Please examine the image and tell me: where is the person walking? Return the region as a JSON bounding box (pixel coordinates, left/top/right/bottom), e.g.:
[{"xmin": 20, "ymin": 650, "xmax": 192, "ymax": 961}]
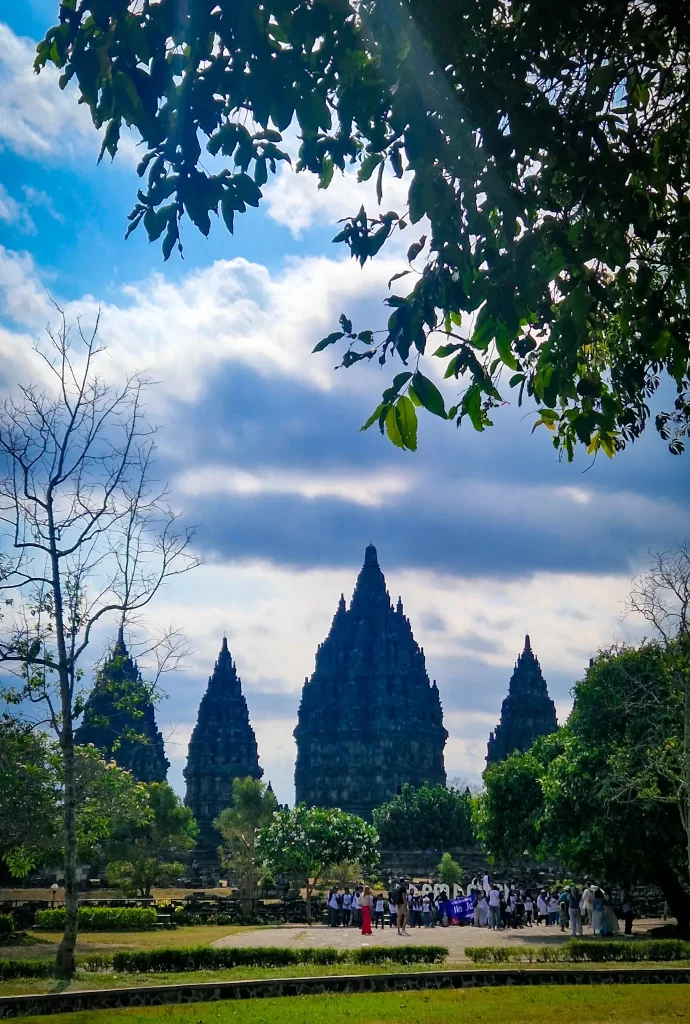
[
  {"xmin": 374, "ymin": 894, "xmax": 385, "ymax": 928},
  {"xmin": 591, "ymin": 889, "xmax": 605, "ymax": 935},
  {"xmin": 423, "ymin": 892, "xmax": 432, "ymax": 927},
  {"xmin": 360, "ymin": 886, "xmax": 373, "ymax": 935},
  {"xmin": 558, "ymin": 887, "xmax": 570, "ymax": 932},
  {"xmin": 568, "ymin": 886, "xmax": 582, "ymax": 937},
  {"xmin": 549, "ymin": 892, "xmax": 560, "ymax": 926},
  {"xmin": 536, "ymin": 891, "xmax": 548, "ymax": 925},
  {"xmin": 524, "ymin": 892, "xmax": 533, "ymax": 926},
  {"xmin": 396, "ymin": 880, "xmax": 409, "ymax": 936},
  {"xmin": 581, "ymin": 883, "xmax": 594, "ymax": 927}
]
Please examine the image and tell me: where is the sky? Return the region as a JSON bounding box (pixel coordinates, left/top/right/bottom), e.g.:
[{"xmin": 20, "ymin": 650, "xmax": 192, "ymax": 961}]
[{"xmin": 1, "ymin": 7, "xmax": 688, "ymax": 807}]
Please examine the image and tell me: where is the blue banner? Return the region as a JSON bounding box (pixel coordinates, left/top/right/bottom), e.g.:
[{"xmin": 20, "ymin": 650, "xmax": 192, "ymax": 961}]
[{"xmin": 448, "ymin": 896, "xmax": 474, "ymax": 922}]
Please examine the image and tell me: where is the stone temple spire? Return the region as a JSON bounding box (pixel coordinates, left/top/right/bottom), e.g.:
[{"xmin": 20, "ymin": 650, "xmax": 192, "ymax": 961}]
[
  {"xmin": 294, "ymin": 545, "xmax": 447, "ymax": 821},
  {"xmin": 486, "ymin": 635, "xmax": 557, "ymax": 765},
  {"xmin": 75, "ymin": 632, "xmax": 169, "ymax": 784},
  {"xmin": 184, "ymin": 639, "xmax": 262, "ymax": 877}
]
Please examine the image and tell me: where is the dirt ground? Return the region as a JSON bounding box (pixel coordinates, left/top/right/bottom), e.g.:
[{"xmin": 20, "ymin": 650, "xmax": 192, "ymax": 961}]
[{"xmin": 212, "ymin": 917, "xmax": 670, "ymax": 957}]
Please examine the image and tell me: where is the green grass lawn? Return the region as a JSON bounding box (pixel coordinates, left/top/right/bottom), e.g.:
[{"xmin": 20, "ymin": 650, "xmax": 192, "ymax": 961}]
[
  {"xmin": 3, "ymin": 927, "xmax": 256, "ymax": 960},
  {"xmin": 1, "ymin": 960, "xmax": 689, "ymax": 998},
  {"xmin": 10, "ymin": 985, "xmax": 690, "ymax": 1024}
]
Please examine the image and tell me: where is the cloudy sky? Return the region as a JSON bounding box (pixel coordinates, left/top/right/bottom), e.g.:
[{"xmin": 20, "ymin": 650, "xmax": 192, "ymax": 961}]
[{"xmin": 2, "ymin": 5, "xmax": 688, "ymax": 807}]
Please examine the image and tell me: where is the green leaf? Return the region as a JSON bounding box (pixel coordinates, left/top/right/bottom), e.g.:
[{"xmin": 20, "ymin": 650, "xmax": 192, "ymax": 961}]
[
  {"xmin": 360, "ymin": 403, "xmax": 386, "ymax": 432},
  {"xmin": 407, "ymin": 386, "xmax": 422, "ymax": 407},
  {"xmin": 396, "ymin": 395, "xmax": 418, "ymax": 451},
  {"xmin": 434, "ymin": 343, "xmax": 461, "ymax": 358},
  {"xmin": 392, "ymin": 371, "xmax": 413, "ymax": 391},
  {"xmin": 221, "ymin": 194, "xmax": 235, "ymax": 234},
  {"xmin": 319, "ymin": 157, "xmax": 334, "ymax": 190},
  {"xmin": 358, "ymin": 153, "xmax": 383, "ymax": 182},
  {"xmin": 312, "ymin": 331, "xmax": 345, "ymax": 353},
  {"xmin": 358, "ymin": 330, "xmax": 374, "ymax": 345},
  {"xmin": 495, "ymin": 321, "xmax": 518, "ymax": 370},
  {"xmin": 385, "ymin": 405, "xmax": 405, "ymax": 449},
  {"xmin": 143, "ymin": 204, "xmax": 173, "ymax": 242},
  {"xmin": 233, "ymin": 173, "xmax": 262, "ymax": 208},
  {"xmin": 411, "ymin": 371, "xmax": 446, "ymax": 418},
  {"xmin": 463, "ymin": 384, "xmax": 484, "ymax": 431},
  {"xmin": 339, "ymin": 314, "xmax": 353, "ymax": 334},
  {"xmin": 509, "ymin": 373, "xmax": 525, "ymax": 387},
  {"xmin": 471, "ymin": 308, "xmax": 495, "ymax": 350}
]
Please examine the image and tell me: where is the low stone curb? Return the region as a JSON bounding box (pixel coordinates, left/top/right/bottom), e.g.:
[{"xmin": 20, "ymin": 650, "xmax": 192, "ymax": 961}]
[{"xmin": 1, "ymin": 967, "xmax": 689, "ymax": 1019}]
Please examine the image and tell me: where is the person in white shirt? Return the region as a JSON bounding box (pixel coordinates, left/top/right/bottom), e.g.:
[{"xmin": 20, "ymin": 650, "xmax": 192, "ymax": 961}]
[
  {"xmin": 482, "ymin": 873, "xmax": 491, "ymax": 897},
  {"xmin": 341, "ymin": 888, "xmax": 352, "ymax": 927},
  {"xmin": 387, "ymin": 898, "xmax": 397, "ymax": 929},
  {"xmin": 327, "ymin": 889, "xmax": 340, "ymax": 927},
  {"xmin": 536, "ymin": 892, "xmax": 549, "ymax": 925},
  {"xmin": 488, "ymin": 885, "xmax": 501, "ymax": 929},
  {"xmin": 352, "ymin": 890, "xmax": 362, "ymax": 929},
  {"xmin": 524, "ymin": 895, "xmax": 534, "ymax": 926},
  {"xmin": 548, "ymin": 894, "xmax": 559, "ymax": 926},
  {"xmin": 374, "ymin": 895, "xmax": 385, "ymax": 929}
]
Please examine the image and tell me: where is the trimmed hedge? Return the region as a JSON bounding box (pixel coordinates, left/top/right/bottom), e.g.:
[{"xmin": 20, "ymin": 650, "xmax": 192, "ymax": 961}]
[
  {"xmin": 111, "ymin": 944, "xmax": 448, "ymax": 973},
  {"xmin": 34, "ymin": 907, "xmax": 157, "ymax": 932},
  {"xmin": 0, "ymin": 945, "xmax": 447, "ymax": 980},
  {"xmin": 0, "ymin": 915, "xmax": 13, "ymax": 936},
  {"xmin": 465, "ymin": 939, "xmax": 690, "ymax": 964}
]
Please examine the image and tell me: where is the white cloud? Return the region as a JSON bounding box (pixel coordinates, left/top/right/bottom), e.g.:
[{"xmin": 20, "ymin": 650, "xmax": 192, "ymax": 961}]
[
  {"xmin": 0, "ymin": 22, "xmax": 138, "ymax": 165},
  {"xmin": 0, "ymin": 184, "xmax": 36, "ymax": 233},
  {"xmin": 263, "ymin": 161, "xmax": 411, "ymax": 238},
  {"xmin": 176, "ymin": 465, "xmax": 411, "ymax": 508},
  {"xmin": 0, "ymin": 243, "xmax": 399, "ymax": 408}
]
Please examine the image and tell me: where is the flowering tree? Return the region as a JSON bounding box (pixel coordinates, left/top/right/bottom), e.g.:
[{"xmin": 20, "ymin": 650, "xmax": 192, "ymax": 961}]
[{"xmin": 256, "ymin": 804, "xmax": 379, "ymax": 923}]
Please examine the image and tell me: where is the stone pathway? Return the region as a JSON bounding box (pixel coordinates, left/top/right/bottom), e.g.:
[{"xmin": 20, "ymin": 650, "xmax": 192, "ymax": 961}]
[{"xmin": 212, "ymin": 918, "xmax": 667, "ymax": 958}]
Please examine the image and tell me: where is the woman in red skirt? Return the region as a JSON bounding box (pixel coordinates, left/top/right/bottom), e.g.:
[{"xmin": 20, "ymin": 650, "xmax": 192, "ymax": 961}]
[{"xmin": 360, "ymin": 885, "xmax": 373, "ymax": 935}]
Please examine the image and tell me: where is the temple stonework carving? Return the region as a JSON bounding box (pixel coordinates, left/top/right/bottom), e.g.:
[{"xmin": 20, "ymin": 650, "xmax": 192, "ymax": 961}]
[
  {"xmin": 294, "ymin": 544, "xmax": 447, "ymax": 821},
  {"xmin": 184, "ymin": 638, "xmax": 262, "ymax": 873},
  {"xmin": 75, "ymin": 629, "xmax": 169, "ymax": 784},
  {"xmin": 486, "ymin": 634, "xmax": 558, "ymax": 765}
]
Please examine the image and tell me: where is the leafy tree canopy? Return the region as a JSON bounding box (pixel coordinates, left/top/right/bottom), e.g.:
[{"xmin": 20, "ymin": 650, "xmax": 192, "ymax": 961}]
[
  {"xmin": 373, "ymin": 783, "xmax": 475, "ymax": 850},
  {"xmin": 106, "ymin": 781, "xmax": 198, "ymax": 897},
  {"xmin": 39, "ymin": 0, "xmax": 690, "ymax": 459},
  {"xmin": 0, "ymin": 718, "xmax": 151, "ymax": 878},
  {"xmin": 216, "ymin": 777, "xmax": 278, "ymax": 904},
  {"xmin": 256, "ymin": 804, "xmax": 378, "ymax": 921},
  {"xmin": 437, "ymin": 851, "xmax": 462, "ymax": 888},
  {"xmin": 479, "ymin": 643, "xmax": 690, "ymax": 929}
]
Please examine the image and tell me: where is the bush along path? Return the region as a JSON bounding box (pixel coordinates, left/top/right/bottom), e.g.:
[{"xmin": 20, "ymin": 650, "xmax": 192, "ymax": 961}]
[{"xmin": 465, "ymin": 939, "xmax": 690, "ymax": 964}]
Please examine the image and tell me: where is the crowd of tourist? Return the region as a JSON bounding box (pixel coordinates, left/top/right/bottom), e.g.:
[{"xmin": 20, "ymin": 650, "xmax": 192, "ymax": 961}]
[{"xmin": 325, "ymin": 876, "xmax": 635, "ymax": 938}]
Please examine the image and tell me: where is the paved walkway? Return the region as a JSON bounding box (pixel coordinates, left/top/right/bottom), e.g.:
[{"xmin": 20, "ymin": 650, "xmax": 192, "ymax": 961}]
[{"xmin": 212, "ymin": 918, "xmax": 667, "ymax": 959}]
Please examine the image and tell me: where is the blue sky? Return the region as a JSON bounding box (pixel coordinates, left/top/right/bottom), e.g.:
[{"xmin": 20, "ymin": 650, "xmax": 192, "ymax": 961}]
[{"xmin": 1, "ymin": 9, "xmax": 688, "ymax": 806}]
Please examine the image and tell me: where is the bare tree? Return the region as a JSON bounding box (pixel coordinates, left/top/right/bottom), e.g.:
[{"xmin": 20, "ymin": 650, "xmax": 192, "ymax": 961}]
[
  {"xmin": 0, "ymin": 310, "xmax": 199, "ymax": 978},
  {"xmin": 627, "ymin": 542, "xmax": 690, "ymax": 888}
]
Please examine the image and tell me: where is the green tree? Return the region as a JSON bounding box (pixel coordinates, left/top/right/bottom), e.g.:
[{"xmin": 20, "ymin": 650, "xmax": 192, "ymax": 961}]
[
  {"xmin": 0, "ymin": 717, "xmax": 60, "ymax": 878},
  {"xmin": 0, "ymin": 719, "xmax": 150, "ymax": 879},
  {"xmin": 437, "ymin": 852, "xmax": 462, "ymax": 889},
  {"xmin": 255, "ymin": 804, "xmax": 379, "ymax": 924},
  {"xmin": 479, "ymin": 645, "xmax": 690, "ymax": 930},
  {"xmin": 627, "ymin": 544, "xmax": 690, "ymax": 886},
  {"xmin": 373, "ymin": 783, "xmax": 475, "ymax": 849},
  {"xmin": 216, "ymin": 778, "xmax": 278, "ymax": 910},
  {"xmin": 39, "ymin": 1, "xmax": 690, "ymax": 458},
  {"xmin": 106, "ymin": 782, "xmax": 197, "ymax": 897},
  {"xmin": 0, "ymin": 314, "xmax": 198, "ymax": 977}
]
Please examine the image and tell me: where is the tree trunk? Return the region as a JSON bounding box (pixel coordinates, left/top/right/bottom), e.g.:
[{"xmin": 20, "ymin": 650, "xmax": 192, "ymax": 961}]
[
  {"xmin": 684, "ymin": 672, "xmax": 690, "ymax": 895},
  {"xmin": 54, "ymin": 730, "xmax": 78, "ymax": 978},
  {"xmin": 305, "ymin": 882, "xmax": 313, "ymax": 925},
  {"xmin": 657, "ymin": 862, "xmax": 690, "ymax": 934}
]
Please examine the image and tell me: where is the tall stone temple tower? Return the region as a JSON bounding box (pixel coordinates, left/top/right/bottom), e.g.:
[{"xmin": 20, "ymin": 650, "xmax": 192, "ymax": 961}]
[
  {"xmin": 184, "ymin": 638, "xmax": 262, "ymax": 875},
  {"xmin": 294, "ymin": 544, "xmax": 447, "ymax": 821},
  {"xmin": 486, "ymin": 635, "xmax": 558, "ymax": 765},
  {"xmin": 75, "ymin": 629, "xmax": 169, "ymax": 784}
]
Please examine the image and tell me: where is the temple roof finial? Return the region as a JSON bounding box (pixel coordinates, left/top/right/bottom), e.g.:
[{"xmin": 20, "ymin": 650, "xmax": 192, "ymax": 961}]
[
  {"xmin": 524, "ymin": 634, "xmax": 531, "ymax": 651},
  {"xmin": 364, "ymin": 543, "xmax": 378, "ymax": 566},
  {"xmin": 221, "ymin": 635, "xmax": 228, "ymax": 651},
  {"xmin": 396, "ymin": 596, "xmax": 403, "ymax": 614}
]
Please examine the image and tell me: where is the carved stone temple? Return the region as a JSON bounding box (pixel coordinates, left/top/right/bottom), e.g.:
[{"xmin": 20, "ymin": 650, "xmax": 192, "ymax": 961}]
[
  {"xmin": 184, "ymin": 638, "xmax": 262, "ymax": 874},
  {"xmin": 486, "ymin": 635, "xmax": 558, "ymax": 765},
  {"xmin": 294, "ymin": 544, "xmax": 447, "ymax": 821},
  {"xmin": 75, "ymin": 629, "xmax": 169, "ymax": 783}
]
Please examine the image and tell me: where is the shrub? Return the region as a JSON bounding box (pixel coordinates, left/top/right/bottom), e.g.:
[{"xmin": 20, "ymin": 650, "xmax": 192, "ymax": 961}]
[
  {"xmin": 111, "ymin": 944, "xmax": 448, "ymax": 973},
  {"xmin": 0, "ymin": 959, "xmax": 55, "ymax": 980},
  {"xmin": 464, "ymin": 939, "xmax": 690, "ymax": 965},
  {"xmin": 0, "ymin": 914, "xmax": 14, "ymax": 936},
  {"xmin": 35, "ymin": 907, "xmax": 157, "ymax": 931}
]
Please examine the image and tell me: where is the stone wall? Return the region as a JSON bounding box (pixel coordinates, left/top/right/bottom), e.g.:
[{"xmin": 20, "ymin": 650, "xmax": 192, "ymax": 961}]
[{"xmin": 0, "ymin": 968, "xmax": 688, "ymax": 1018}]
